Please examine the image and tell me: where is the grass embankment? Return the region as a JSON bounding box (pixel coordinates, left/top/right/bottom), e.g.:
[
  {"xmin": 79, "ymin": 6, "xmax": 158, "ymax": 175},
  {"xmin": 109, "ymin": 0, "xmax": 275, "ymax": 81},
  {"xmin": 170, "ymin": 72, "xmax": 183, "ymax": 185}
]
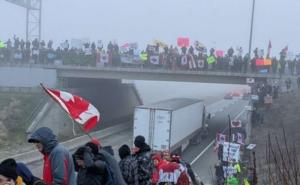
[
  {"xmin": 0, "ymin": 92, "xmax": 43, "ymax": 149},
  {"xmin": 250, "ymin": 91, "xmax": 300, "ymax": 184}
]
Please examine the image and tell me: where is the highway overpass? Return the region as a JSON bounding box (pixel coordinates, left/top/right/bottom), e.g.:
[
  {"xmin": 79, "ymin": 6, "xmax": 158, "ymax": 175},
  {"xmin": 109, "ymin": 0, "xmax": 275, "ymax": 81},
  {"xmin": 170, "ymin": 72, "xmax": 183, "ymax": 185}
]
[{"xmin": 47, "ymin": 65, "xmax": 281, "ymax": 85}]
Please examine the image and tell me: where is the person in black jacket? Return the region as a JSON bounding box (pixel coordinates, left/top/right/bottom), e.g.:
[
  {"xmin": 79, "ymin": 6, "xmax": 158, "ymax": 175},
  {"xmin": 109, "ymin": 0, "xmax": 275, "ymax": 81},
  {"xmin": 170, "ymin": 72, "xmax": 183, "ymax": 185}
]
[{"xmin": 73, "ymin": 146, "xmax": 107, "ymax": 185}]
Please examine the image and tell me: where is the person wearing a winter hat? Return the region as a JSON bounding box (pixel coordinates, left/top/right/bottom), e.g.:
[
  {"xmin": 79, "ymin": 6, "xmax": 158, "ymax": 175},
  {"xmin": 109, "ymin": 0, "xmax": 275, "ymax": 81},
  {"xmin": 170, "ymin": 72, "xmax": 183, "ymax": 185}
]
[
  {"xmin": 1, "ymin": 158, "xmax": 45, "ymax": 185},
  {"xmin": 133, "ymin": 135, "xmax": 154, "ymax": 185},
  {"xmin": 0, "ymin": 163, "xmax": 17, "ymax": 185},
  {"xmin": 118, "ymin": 144, "xmax": 139, "ymax": 185},
  {"xmin": 73, "ymin": 146, "xmax": 107, "ymax": 185},
  {"xmin": 28, "ymin": 127, "xmax": 76, "ymax": 185},
  {"xmin": 1, "ymin": 158, "xmax": 29, "ymax": 185},
  {"xmin": 85, "ymin": 141, "xmax": 127, "ymax": 185}
]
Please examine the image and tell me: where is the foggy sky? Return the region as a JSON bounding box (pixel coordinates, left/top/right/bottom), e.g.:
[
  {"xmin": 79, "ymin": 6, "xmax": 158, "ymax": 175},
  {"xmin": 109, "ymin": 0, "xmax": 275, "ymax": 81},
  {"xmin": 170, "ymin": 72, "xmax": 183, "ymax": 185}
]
[{"xmin": 1, "ymin": 0, "xmax": 300, "ymax": 56}]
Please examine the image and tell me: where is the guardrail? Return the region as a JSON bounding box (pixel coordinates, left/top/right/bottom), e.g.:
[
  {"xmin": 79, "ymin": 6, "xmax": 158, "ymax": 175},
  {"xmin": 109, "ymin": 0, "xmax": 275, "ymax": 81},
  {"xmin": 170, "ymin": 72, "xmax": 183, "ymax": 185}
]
[
  {"xmin": 3, "ymin": 122, "xmax": 132, "ymax": 164},
  {"xmin": 0, "ymin": 62, "xmax": 293, "ymax": 79}
]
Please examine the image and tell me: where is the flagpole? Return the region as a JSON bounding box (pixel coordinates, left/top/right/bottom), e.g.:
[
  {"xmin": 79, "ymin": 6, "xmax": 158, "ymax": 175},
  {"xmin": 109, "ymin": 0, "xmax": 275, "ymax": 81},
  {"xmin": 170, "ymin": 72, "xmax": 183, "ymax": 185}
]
[
  {"xmin": 226, "ymin": 114, "xmax": 232, "ymax": 180},
  {"xmin": 72, "ymin": 117, "xmax": 94, "ymax": 140},
  {"xmin": 72, "ymin": 119, "xmax": 76, "ymax": 136}
]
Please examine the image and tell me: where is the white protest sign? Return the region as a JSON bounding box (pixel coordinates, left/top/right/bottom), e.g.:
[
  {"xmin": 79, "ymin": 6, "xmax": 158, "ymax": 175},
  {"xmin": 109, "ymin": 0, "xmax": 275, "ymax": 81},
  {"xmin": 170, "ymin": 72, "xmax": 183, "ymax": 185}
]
[
  {"xmin": 246, "ymin": 78, "xmax": 255, "ymax": 84},
  {"xmin": 223, "ymin": 142, "xmax": 240, "ymax": 162},
  {"xmin": 246, "ymin": 144, "xmax": 256, "ymax": 150},
  {"xmin": 223, "ymin": 166, "xmax": 237, "ymax": 177},
  {"xmin": 121, "ymin": 55, "xmax": 133, "ymax": 64}
]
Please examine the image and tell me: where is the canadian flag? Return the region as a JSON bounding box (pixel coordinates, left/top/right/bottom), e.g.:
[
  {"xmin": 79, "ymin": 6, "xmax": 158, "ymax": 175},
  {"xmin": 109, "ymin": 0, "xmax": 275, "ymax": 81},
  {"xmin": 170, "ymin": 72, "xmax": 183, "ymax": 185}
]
[{"xmin": 41, "ymin": 84, "xmax": 100, "ymax": 132}]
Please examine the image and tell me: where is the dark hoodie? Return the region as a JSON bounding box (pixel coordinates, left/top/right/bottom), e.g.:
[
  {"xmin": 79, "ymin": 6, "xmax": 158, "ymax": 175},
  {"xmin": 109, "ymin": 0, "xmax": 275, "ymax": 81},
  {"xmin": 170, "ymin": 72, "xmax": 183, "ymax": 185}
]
[
  {"xmin": 134, "ymin": 143, "xmax": 154, "ymax": 185},
  {"xmin": 73, "ymin": 146, "xmax": 107, "ymax": 185},
  {"xmin": 28, "ymin": 127, "xmax": 76, "ymax": 185}
]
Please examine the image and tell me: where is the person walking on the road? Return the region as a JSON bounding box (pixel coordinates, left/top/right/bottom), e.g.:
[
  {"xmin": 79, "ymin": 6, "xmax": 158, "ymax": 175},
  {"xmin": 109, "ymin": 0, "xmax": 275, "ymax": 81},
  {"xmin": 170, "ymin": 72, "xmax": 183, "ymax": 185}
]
[
  {"xmin": 215, "ymin": 162, "xmax": 224, "ymax": 185},
  {"xmin": 0, "ymin": 163, "xmax": 18, "ymax": 185},
  {"xmin": 1, "ymin": 158, "xmax": 46, "ymax": 185},
  {"xmin": 28, "ymin": 127, "xmax": 76, "ymax": 185},
  {"xmin": 85, "ymin": 140, "xmax": 127, "ymax": 185},
  {"xmin": 118, "ymin": 144, "xmax": 139, "ymax": 185},
  {"xmin": 73, "ymin": 146, "xmax": 107, "ymax": 185},
  {"xmin": 133, "ymin": 135, "xmax": 154, "ymax": 185}
]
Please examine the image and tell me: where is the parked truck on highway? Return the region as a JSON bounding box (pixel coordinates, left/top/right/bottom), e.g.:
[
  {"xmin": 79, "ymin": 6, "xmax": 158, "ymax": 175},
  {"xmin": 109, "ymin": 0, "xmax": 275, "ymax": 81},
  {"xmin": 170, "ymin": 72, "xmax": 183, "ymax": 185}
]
[{"xmin": 133, "ymin": 98, "xmax": 207, "ymax": 154}]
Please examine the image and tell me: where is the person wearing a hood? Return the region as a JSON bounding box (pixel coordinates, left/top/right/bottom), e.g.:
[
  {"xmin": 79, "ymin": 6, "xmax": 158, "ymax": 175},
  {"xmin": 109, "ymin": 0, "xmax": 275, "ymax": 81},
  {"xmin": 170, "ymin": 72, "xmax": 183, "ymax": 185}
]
[
  {"xmin": 133, "ymin": 135, "xmax": 154, "ymax": 185},
  {"xmin": 73, "ymin": 146, "xmax": 107, "ymax": 185},
  {"xmin": 85, "ymin": 141, "xmax": 127, "ymax": 185},
  {"xmin": 0, "ymin": 163, "xmax": 18, "ymax": 185},
  {"xmin": 118, "ymin": 144, "xmax": 139, "ymax": 185},
  {"xmin": 28, "ymin": 127, "xmax": 76, "ymax": 185}
]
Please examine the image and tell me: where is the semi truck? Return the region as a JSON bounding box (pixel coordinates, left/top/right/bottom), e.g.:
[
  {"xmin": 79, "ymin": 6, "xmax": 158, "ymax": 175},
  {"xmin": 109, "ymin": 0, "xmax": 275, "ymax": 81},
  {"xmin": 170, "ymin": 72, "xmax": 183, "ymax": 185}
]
[{"xmin": 133, "ymin": 98, "xmax": 207, "ymax": 153}]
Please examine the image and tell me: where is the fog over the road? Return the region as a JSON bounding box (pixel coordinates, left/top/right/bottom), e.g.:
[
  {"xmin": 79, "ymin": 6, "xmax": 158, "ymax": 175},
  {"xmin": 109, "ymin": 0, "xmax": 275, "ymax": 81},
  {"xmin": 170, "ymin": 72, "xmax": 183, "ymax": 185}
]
[{"xmin": 1, "ymin": 0, "xmax": 299, "ymax": 54}]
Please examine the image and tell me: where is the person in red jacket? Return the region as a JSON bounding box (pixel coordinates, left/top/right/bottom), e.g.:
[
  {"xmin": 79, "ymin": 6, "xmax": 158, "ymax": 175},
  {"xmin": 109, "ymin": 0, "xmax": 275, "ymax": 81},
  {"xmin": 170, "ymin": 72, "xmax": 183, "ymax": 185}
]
[
  {"xmin": 152, "ymin": 153, "xmax": 190, "ymax": 185},
  {"xmin": 28, "ymin": 127, "xmax": 76, "ymax": 185}
]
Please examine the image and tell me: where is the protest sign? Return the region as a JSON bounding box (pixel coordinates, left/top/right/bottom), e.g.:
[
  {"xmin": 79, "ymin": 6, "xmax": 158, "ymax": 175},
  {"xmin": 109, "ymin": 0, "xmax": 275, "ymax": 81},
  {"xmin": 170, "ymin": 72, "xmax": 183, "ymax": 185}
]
[
  {"xmin": 223, "ymin": 142, "xmax": 240, "ymax": 162},
  {"xmin": 207, "ymin": 56, "xmax": 216, "ymax": 64},
  {"xmin": 177, "ymin": 37, "xmax": 189, "ymax": 47},
  {"xmin": 223, "ymin": 166, "xmax": 237, "ymax": 177}
]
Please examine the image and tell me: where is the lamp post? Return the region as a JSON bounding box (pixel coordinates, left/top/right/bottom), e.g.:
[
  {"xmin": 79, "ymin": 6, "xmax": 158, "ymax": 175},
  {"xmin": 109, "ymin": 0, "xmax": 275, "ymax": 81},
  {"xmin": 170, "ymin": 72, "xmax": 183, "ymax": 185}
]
[{"xmin": 248, "ymin": 0, "xmax": 256, "ymax": 59}]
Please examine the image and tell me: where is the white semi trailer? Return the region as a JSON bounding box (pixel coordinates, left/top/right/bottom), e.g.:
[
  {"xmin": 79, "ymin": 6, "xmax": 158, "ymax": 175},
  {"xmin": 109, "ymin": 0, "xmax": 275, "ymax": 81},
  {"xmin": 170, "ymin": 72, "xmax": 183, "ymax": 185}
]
[{"xmin": 133, "ymin": 98, "xmax": 207, "ymax": 153}]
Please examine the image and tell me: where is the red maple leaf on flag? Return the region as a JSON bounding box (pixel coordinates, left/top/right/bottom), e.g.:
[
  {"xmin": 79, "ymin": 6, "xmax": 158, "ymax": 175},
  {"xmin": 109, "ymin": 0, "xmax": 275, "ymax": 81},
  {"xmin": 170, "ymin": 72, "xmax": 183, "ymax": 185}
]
[{"xmin": 41, "ymin": 84, "xmax": 100, "ymax": 132}]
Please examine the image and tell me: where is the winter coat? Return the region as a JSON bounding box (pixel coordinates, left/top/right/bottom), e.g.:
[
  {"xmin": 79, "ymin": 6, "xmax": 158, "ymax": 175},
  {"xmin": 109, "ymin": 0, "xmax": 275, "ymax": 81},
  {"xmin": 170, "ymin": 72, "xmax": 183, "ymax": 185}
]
[
  {"xmin": 75, "ymin": 149, "xmax": 107, "ymax": 185},
  {"xmin": 119, "ymin": 155, "xmax": 139, "ymax": 185},
  {"xmin": 28, "ymin": 127, "xmax": 76, "ymax": 185},
  {"xmin": 99, "ymin": 149, "xmax": 127, "ymax": 185},
  {"xmin": 134, "ymin": 144, "xmax": 154, "ymax": 185}
]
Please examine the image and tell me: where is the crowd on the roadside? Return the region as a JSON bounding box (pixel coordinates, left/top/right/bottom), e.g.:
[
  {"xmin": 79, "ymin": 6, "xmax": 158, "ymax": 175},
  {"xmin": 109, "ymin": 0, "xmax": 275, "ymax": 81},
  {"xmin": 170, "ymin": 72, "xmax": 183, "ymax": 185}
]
[
  {"xmin": 0, "ymin": 127, "xmax": 203, "ymax": 185},
  {"xmin": 213, "ymin": 129, "xmax": 254, "ymax": 185},
  {"xmin": 1, "ymin": 37, "xmax": 300, "ymax": 76}
]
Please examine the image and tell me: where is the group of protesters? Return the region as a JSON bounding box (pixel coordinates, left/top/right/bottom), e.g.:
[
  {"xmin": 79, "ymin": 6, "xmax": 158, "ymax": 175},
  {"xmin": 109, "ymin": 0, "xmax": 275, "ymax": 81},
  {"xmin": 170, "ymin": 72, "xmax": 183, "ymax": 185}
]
[
  {"xmin": 213, "ymin": 132, "xmax": 254, "ymax": 185},
  {"xmin": 0, "ymin": 127, "xmax": 202, "ymax": 185},
  {"xmin": 1, "ymin": 37, "xmax": 300, "ymax": 76}
]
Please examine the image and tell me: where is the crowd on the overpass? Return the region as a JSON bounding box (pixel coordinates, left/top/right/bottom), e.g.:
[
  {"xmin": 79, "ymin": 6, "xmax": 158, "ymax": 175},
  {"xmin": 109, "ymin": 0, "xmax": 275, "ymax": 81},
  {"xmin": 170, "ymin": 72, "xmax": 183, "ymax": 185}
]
[
  {"xmin": 1, "ymin": 37, "xmax": 300, "ymax": 76},
  {"xmin": 0, "ymin": 127, "xmax": 203, "ymax": 185}
]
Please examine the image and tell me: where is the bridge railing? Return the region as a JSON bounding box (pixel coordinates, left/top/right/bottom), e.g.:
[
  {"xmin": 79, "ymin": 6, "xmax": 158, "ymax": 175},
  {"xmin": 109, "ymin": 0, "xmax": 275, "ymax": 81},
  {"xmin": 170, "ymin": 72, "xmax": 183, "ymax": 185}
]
[{"xmin": 0, "ymin": 47, "xmax": 297, "ymax": 78}]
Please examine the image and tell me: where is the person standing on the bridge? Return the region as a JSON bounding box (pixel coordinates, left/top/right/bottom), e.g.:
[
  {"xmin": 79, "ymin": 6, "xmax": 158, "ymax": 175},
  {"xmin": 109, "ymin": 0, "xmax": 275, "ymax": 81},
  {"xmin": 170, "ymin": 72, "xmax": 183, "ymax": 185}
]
[{"xmin": 28, "ymin": 127, "xmax": 76, "ymax": 185}]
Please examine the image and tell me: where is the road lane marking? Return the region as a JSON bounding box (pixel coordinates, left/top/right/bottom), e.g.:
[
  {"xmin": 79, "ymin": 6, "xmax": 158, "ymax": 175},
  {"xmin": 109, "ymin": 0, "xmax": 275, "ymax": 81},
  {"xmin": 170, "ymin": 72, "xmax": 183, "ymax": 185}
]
[
  {"xmin": 190, "ymin": 108, "xmax": 246, "ymax": 166},
  {"xmin": 190, "ymin": 141, "xmax": 215, "ymax": 165}
]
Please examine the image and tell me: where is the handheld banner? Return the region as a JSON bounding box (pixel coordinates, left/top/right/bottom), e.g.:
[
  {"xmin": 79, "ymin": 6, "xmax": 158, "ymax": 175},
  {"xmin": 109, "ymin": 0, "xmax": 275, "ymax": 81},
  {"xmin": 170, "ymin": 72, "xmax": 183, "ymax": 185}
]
[
  {"xmin": 177, "ymin": 37, "xmax": 189, "ymax": 47},
  {"xmin": 207, "ymin": 56, "xmax": 216, "ymax": 64},
  {"xmin": 223, "ymin": 142, "xmax": 240, "ymax": 162}
]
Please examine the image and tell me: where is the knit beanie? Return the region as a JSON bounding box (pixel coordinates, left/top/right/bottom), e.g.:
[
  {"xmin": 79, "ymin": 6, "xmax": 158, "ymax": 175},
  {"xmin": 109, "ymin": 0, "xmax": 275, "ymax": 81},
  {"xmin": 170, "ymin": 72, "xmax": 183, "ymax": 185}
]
[
  {"xmin": 134, "ymin": 135, "xmax": 146, "ymax": 148},
  {"xmin": 0, "ymin": 164, "xmax": 18, "ymax": 181}
]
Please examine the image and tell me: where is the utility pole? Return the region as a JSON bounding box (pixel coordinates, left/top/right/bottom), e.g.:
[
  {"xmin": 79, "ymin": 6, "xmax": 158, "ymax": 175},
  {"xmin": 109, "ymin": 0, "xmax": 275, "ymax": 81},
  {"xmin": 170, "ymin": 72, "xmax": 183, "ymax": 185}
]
[{"xmin": 248, "ymin": 0, "xmax": 256, "ymax": 58}]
